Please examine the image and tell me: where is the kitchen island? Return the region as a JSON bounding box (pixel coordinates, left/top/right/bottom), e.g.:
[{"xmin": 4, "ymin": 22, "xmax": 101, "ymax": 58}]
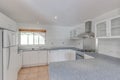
[{"xmin": 49, "ymin": 53, "xmax": 120, "ymax": 80}]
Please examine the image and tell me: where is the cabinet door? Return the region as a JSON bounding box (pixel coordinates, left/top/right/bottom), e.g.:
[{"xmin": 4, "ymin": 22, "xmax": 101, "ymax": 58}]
[
  {"xmin": 111, "ymin": 16, "xmax": 120, "ymax": 36},
  {"xmin": 73, "ymin": 30, "xmax": 77, "ymax": 37},
  {"xmin": 67, "ymin": 50, "xmax": 76, "ymax": 60},
  {"xmin": 70, "ymin": 31, "xmax": 73, "ymax": 38},
  {"xmin": 38, "ymin": 51, "xmax": 48, "ymax": 65},
  {"xmin": 22, "ymin": 51, "xmax": 38, "ymax": 67},
  {"xmin": 70, "ymin": 30, "xmax": 76, "ymax": 38},
  {"xmin": 0, "ymin": 13, "xmax": 17, "ymax": 31},
  {"xmin": 17, "ymin": 53, "xmax": 22, "ymax": 71},
  {"xmin": 96, "ymin": 21, "xmax": 107, "ymax": 37},
  {"xmin": 48, "ymin": 50, "xmax": 76, "ymax": 63},
  {"xmin": 48, "ymin": 50, "xmax": 63, "ymax": 63}
]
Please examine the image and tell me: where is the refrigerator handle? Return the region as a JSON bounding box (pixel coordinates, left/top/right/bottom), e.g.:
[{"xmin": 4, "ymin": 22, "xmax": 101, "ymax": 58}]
[{"xmin": 7, "ymin": 34, "xmax": 11, "ymax": 70}]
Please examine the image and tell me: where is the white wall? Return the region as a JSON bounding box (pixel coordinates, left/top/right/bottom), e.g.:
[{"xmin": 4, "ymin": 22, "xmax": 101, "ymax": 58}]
[{"xmin": 18, "ymin": 23, "xmax": 75, "ymax": 49}]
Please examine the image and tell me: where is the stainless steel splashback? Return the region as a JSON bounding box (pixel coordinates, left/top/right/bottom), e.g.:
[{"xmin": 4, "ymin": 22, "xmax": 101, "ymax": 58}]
[{"xmin": 83, "ymin": 38, "xmax": 96, "ymax": 51}]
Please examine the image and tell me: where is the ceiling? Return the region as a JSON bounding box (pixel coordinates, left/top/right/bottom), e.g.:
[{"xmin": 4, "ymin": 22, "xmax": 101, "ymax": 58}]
[{"xmin": 0, "ymin": 0, "xmax": 119, "ymax": 26}]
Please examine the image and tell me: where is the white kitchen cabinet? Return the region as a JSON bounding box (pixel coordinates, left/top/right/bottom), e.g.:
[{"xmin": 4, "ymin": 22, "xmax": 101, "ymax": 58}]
[
  {"xmin": 70, "ymin": 30, "xmax": 78, "ymax": 39},
  {"xmin": 22, "ymin": 51, "xmax": 48, "ymax": 67},
  {"xmin": 95, "ymin": 15, "xmax": 120, "ymax": 38},
  {"xmin": 0, "ymin": 12, "xmax": 17, "ymax": 31},
  {"xmin": 38, "ymin": 51, "xmax": 48, "ymax": 65},
  {"xmin": 111, "ymin": 16, "xmax": 120, "ymax": 37},
  {"xmin": 48, "ymin": 50, "xmax": 65, "ymax": 63},
  {"xmin": 95, "ymin": 21, "xmax": 108, "ymax": 38},
  {"xmin": 22, "ymin": 51, "xmax": 38, "ymax": 67},
  {"xmin": 48, "ymin": 50, "xmax": 76, "ymax": 63}
]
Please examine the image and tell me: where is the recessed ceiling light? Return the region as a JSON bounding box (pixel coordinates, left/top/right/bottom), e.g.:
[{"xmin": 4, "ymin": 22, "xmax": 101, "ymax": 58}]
[{"xmin": 54, "ymin": 16, "xmax": 58, "ymax": 20}]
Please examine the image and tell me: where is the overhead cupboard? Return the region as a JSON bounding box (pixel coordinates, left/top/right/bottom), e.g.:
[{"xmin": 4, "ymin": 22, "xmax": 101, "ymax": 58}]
[
  {"xmin": 70, "ymin": 29, "xmax": 80, "ymax": 39},
  {"xmin": 0, "ymin": 13, "xmax": 17, "ymax": 31},
  {"xmin": 95, "ymin": 15, "xmax": 120, "ymax": 38}
]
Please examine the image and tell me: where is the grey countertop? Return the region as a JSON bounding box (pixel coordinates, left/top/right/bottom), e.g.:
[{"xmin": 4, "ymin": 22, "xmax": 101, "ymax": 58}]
[
  {"xmin": 49, "ymin": 53, "xmax": 120, "ymax": 80},
  {"xmin": 19, "ymin": 47, "xmax": 85, "ymax": 52}
]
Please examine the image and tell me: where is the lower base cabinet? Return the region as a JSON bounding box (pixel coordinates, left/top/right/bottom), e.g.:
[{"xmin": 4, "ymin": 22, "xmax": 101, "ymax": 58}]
[
  {"xmin": 22, "ymin": 51, "xmax": 48, "ymax": 67},
  {"xmin": 38, "ymin": 51, "xmax": 48, "ymax": 65},
  {"xmin": 48, "ymin": 50, "xmax": 76, "ymax": 63},
  {"xmin": 22, "ymin": 50, "xmax": 76, "ymax": 67}
]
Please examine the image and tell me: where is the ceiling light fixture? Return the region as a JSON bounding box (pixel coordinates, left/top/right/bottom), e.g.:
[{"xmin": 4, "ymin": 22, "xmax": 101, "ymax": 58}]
[{"xmin": 54, "ymin": 16, "xmax": 58, "ymax": 20}]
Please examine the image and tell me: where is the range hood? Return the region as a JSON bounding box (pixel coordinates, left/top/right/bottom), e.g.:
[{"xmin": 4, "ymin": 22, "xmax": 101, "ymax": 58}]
[{"xmin": 78, "ymin": 21, "xmax": 95, "ymax": 38}]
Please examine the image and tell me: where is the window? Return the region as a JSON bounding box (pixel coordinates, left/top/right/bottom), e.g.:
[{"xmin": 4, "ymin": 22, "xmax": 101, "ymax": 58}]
[{"xmin": 19, "ymin": 29, "xmax": 46, "ymax": 45}]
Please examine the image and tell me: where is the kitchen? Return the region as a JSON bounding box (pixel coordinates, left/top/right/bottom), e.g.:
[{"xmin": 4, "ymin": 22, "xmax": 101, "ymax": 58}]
[{"xmin": 0, "ymin": 0, "xmax": 120, "ymax": 80}]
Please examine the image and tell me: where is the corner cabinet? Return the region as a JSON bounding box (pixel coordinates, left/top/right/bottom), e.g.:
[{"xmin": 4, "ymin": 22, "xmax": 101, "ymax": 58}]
[{"xmin": 95, "ymin": 15, "xmax": 120, "ymax": 38}]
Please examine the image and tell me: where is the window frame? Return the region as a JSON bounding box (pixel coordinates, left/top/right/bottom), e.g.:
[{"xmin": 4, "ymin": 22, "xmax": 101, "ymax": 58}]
[{"xmin": 19, "ymin": 29, "xmax": 46, "ymax": 46}]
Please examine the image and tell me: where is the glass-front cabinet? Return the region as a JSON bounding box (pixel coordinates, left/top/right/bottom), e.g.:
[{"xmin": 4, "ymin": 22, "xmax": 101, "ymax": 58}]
[
  {"xmin": 70, "ymin": 30, "xmax": 77, "ymax": 39},
  {"xmin": 96, "ymin": 21, "xmax": 107, "ymax": 38},
  {"xmin": 111, "ymin": 16, "xmax": 120, "ymax": 37},
  {"xmin": 95, "ymin": 15, "xmax": 120, "ymax": 38}
]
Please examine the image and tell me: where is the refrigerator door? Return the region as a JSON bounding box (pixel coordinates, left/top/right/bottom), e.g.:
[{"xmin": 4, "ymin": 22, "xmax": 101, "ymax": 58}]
[
  {"xmin": 3, "ymin": 48, "xmax": 9, "ymax": 80},
  {"xmin": 0, "ymin": 29, "xmax": 3, "ymax": 80},
  {"xmin": 3, "ymin": 30, "xmax": 9, "ymax": 48},
  {"xmin": 9, "ymin": 31, "xmax": 16, "ymax": 46},
  {"xmin": 3, "ymin": 30, "xmax": 16, "ymax": 47},
  {"xmin": 3, "ymin": 47, "xmax": 17, "ymax": 80}
]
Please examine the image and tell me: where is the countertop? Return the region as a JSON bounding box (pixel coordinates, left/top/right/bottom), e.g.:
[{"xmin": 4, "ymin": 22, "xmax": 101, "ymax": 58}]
[
  {"xmin": 19, "ymin": 47, "xmax": 86, "ymax": 52},
  {"xmin": 49, "ymin": 53, "xmax": 120, "ymax": 80}
]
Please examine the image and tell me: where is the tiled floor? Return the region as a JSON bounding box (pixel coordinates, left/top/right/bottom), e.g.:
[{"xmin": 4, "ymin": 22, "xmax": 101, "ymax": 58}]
[{"xmin": 18, "ymin": 65, "xmax": 49, "ymax": 80}]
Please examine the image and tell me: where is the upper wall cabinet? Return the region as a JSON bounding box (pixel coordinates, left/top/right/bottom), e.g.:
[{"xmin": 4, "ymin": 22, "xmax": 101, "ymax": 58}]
[
  {"xmin": 70, "ymin": 29, "xmax": 79, "ymax": 39},
  {"xmin": 96, "ymin": 21, "xmax": 107, "ymax": 38},
  {"xmin": 111, "ymin": 16, "xmax": 120, "ymax": 37},
  {"xmin": 0, "ymin": 12, "xmax": 17, "ymax": 31},
  {"xmin": 95, "ymin": 15, "xmax": 120, "ymax": 38}
]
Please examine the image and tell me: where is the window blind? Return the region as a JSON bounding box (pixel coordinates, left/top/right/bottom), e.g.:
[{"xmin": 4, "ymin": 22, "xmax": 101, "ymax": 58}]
[{"xmin": 19, "ymin": 29, "xmax": 46, "ymax": 33}]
